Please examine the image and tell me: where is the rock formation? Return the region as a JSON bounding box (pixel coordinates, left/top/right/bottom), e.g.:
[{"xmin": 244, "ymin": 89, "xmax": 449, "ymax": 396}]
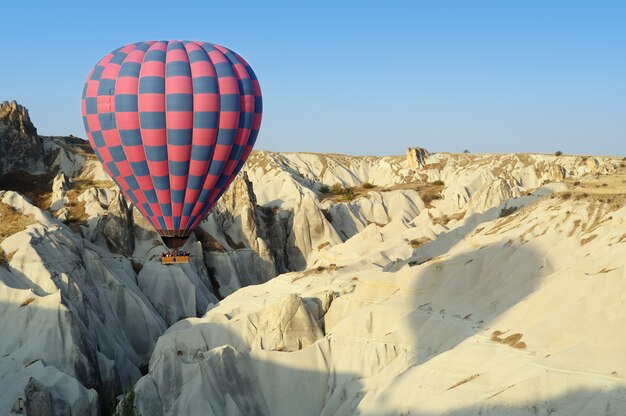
[
  {"xmin": 49, "ymin": 172, "xmax": 69, "ymax": 211},
  {"xmin": 0, "ymin": 101, "xmax": 625, "ymax": 414},
  {"xmin": 252, "ymin": 293, "xmax": 324, "ymax": 352},
  {"xmin": 406, "ymin": 146, "xmax": 430, "ymax": 169},
  {"xmin": 0, "ymin": 101, "xmax": 44, "ymax": 177}
]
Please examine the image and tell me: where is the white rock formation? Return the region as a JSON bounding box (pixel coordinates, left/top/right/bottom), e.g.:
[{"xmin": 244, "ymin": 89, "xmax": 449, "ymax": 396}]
[
  {"xmin": 201, "ymin": 173, "xmax": 277, "ymax": 296},
  {"xmin": 138, "ymin": 241, "xmax": 218, "ymax": 326},
  {"xmin": 406, "ymin": 147, "xmax": 430, "ymax": 169},
  {"xmin": 1, "ymin": 122, "xmax": 625, "ymax": 415},
  {"xmin": 131, "ymin": 192, "xmax": 626, "ymax": 415},
  {"xmin": 49, "ymin": 172, "xmax": 69, "ymax": 211},
  {"xmin": 252, "ymin": 293, "xmax": 324, "ymax": 352}
]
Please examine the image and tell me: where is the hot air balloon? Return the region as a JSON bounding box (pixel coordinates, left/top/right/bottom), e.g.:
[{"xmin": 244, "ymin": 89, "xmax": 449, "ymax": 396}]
[{"xmin": 81, "ymin": 40, "xmax": 262, "ymax": 259}]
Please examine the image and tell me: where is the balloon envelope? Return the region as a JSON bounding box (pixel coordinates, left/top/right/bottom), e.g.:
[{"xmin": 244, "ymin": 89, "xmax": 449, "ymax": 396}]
[{"xmin": 82, "ymin": 40, "xmax": 262, "ymax": 239}]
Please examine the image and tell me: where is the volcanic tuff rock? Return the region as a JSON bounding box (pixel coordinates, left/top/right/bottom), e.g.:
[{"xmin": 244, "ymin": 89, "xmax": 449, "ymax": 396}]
[
  {"xmin": 251, "ymin": 293, "xmax": 324, "ymax": 352},
  {"xmin": 49, "ymin": 172, "xmax": 69, "ymax": 211},
  {"xmin": 406, "ymin": 146, "xmax": 430, "ymax": 169},
  {"xmin": 201, "ymin": 172, "xmax": 277, "ymax": 297},
  {"xmin": 0, "ymin": 100, "xmax": 625, "ymax": 414},
  {"xmin": 0, "ymin": 101, "xmax": 44, "ymax": 176},
  {"xmin": 132, "ymin": 182, "xmax": 626, "ymax": 415}
]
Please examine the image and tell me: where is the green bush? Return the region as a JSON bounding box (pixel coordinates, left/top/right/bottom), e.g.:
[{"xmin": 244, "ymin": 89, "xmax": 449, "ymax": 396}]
[
  {"xmin": 342, "ymin": 189, "xmax": 355, "ymax": 201},
  {"xmin": 319, "ymin": 184, "xmax": 330, "ymax": 193},
  {"xmin": 331, "ymin": 183, "xmax": 343, "ymax": 194},
  {"xmin": 555, "ymin": 150, "xmax": 563, "ymax": 156},
  {"xmin": 432, "ymin": 180, "xmax": 445, "ymax": 186},
  {"xmin": 113, "ymin": 387, "xmax": 136, "ymax": 416}
]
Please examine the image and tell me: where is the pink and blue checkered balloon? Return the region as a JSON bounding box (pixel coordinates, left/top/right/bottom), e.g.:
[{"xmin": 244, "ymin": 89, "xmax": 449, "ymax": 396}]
[{"xmin": 82, "ymin": 41, "xmax": 262, "ymax": 239}]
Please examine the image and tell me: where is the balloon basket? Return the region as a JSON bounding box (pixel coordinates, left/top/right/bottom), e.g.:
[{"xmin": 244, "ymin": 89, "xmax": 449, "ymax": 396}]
[{"xmin": 161, "ymin": 254, "xmax": 190, "ymax": 265}]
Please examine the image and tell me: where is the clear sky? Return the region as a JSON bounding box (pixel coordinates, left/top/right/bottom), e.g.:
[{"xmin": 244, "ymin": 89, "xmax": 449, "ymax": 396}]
[{"xmin": 1, "ymin": 1, "xmax": 624, "ymax": 156}]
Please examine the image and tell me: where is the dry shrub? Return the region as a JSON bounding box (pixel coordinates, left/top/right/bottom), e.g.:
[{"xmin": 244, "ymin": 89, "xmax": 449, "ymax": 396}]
[
  {"xmin": 0, "ymin": 170, "xmax": 56, "ymax": 210},
  {"xmin": 432, "ymin": 211, "xmax": 466, "ymax": 226},
  {"xmin": 409, "ymin": 237, "xmax": 431, "ymax": 248},
  {"xmin": 63, "ymin": 197, "xmax": 88, "ymax": 233},
  {"xmin": 70, "ymin": 179, "xmax": 114, "ymax": 191},
  {"xmin": 0, "ymin": 203, "xmax": 36, "ymax": 242},
  {"xmin": 421, "ymin": 187, "xmax": 443, "ymax": 207},
  {"xmin": 361, "ymin": 182, "xmax": 375, "ymax": 189},
  {"xmin": 20, "ymin": 297, "xmax": 36, "ymax": 307},
  {"xmin": 447, "ymin": 374, "xmax": 480, "ymax": 391},
  {"xmin": 317, "ymin": 241, "xmax": 330, "ymax": 250},
  {"xmin": 581, "ymin": 234, "xmax": 597, "ymax": 246},
  {"xmin": 302, "ymin": 263, "xmax": 342, "ymax": 277},
  {"xmin": 0, "ymin": 248, "xmax": 17, "ymax": 270},
  {"xmin": 491, "ymin": 331, "xmax": 527, "ymax": 350}
]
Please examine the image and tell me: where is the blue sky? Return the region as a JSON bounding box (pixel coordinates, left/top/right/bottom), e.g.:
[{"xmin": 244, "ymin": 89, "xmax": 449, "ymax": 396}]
[{"xmin": 1, "ymin": 1, "xmax": 624, "ymax": 156}]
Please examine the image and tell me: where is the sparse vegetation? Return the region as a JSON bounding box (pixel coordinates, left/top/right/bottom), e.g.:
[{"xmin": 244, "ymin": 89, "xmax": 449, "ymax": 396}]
[
  {"xmin": 317, "ymin": 241, "xmax": 331, "ymax": 250},
  {"xmin": 114, "ymin": 387, "xmax": 136, "ymax": 416},
  {"xmin": 0, "ymin": 203, "xmax": 36, "ymax": 242},
  {"xmin": 331, "ymin": 183, "xmax": 343, "ymax": 194},
  {"xmin": 70, "ymin": 179, "xmax": 114, "ymax": 191},
  {"xmin": 421, "ymin": 191, "xmax": 442, "ymax": 206},
  {"xmin": 491, "ymin": 331, "xmax": 527, "ymax": 350},
  {"xmin": 0, "ymin": 170, "xmax": 55, "ymax": 210},
  {"xmin": 324, "ymin": 183, "xmax": 358, "ymax": 202},
  {"xmin": 409, "ymin": 237, "xmax": 431, "ymax": 248},
  {"xmin": 20, "ymin": 297, "xmax": 36, "ymax": 307},
  {"xmin": 361, "ymin": 182, "xmax": 375, "ymax": 189},
  {"xmin": 63, "ymin": 195, "xmax": 88, "ymax": 232},
  {"xmin": 341, "ymin": 188, "xmax": 355, "ymax": 201},
  {"xmin": 431, "ymin": 211, "xmax": 466, "ymax": 226},
  {"xmin": 432, "ymin": 180, "xmax": 445, "ymax": 186},
  {"xmin": 581, "ymin": 234, "xmax": 597, "ymax": 246},
  {"xmin": 302, "ymin": 263, "xmax": 343, "ymax": 277},
  {"xmin": 319, "ymin": 184, "xmax": 330, "ymax": 193},
  {"xmin": 447, "ymin": 374, "xmax": 480, "ymax": 390},
  {"xmin": 499, "ymin": 206, "xmax": 518, "ymax": 217},
  {"xmin": 555, "ymin": 151, "xmax": 563, "ymax": 156}
]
